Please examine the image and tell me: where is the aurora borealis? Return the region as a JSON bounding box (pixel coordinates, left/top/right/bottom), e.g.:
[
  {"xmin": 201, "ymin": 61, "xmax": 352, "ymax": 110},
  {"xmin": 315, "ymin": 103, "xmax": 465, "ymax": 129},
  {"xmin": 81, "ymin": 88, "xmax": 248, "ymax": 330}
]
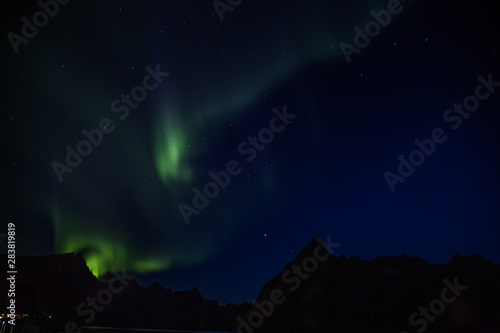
[{"xmin": 2, "ymin": 0, "xmax": 500, "ymax": 304}]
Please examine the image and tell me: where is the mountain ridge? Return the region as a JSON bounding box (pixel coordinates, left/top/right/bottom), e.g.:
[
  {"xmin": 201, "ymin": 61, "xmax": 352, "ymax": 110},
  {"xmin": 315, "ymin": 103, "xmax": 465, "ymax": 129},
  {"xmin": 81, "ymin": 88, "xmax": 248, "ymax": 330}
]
[{"xmin": 1, "ymin": 237, "xmax": 500, "ymax": 332}]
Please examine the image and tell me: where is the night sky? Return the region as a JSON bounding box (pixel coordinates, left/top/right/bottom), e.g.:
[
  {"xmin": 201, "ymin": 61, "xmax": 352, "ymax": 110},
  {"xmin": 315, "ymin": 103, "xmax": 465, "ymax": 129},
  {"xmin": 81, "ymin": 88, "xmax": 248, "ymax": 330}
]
[{"xmin": 2, "ymin": 0, "xmax": 499, "ymax": 305}]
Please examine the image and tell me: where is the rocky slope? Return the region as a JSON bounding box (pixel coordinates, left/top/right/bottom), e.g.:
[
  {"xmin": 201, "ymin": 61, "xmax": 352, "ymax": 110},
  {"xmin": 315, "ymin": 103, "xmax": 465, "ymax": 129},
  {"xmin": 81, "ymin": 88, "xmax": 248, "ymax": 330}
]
[{"xmin": 2, "ymin": 237, "xmax": 500, "ymax": 332}]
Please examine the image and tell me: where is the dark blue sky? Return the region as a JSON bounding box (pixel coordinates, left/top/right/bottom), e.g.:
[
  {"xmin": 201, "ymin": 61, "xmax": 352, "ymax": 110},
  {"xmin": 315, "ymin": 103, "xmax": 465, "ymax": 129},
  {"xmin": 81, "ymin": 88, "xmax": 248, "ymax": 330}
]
[{"xmin": 2, "ymin": 0, "xmax": 499, "ymax": 304}]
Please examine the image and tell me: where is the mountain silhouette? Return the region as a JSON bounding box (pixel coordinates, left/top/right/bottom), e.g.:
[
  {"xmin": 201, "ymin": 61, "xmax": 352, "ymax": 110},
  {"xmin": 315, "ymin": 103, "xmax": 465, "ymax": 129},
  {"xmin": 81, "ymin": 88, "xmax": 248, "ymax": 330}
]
[{"xmin": 1, "ymin": 237, "xmax": 499, "ymax": 332}]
